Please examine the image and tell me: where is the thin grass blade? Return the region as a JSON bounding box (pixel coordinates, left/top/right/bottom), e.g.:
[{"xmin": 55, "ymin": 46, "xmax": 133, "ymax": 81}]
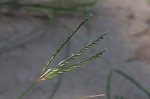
[
  {"xmin": 106, "ymin": 70, "xmax": 113, "ymax": 99},
  {"xmin": 115, "ymin": 69, "xmax": 150, "ymax": 98},
  {"xmin": 106, "ymin": 69, "xmax": 150, "ymax": 99},
  {"xmin": 0, "ymin": 2, "xmax": 77, "ymax": 11}
]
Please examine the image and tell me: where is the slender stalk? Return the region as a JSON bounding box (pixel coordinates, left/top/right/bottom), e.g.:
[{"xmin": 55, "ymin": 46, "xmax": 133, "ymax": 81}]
[
  {"xmin": 106, "ymin": 70, "xmax": 113, "ymax": 99},
  {"xmin": 115, "ymin": 69, "xmax": 150, "ymax": 98},
  {"xmin": 18, "ymin": 81, "xmax": 37, "ymax": 99},
  {"xmin": 106, "ymin": 69, "xmax": 150, "ymax": 99}
]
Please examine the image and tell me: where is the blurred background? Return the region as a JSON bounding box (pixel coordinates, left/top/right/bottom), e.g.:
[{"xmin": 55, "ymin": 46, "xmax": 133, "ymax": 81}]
[{"xmin": 0, "ymin": 0, "xmax": 150, "ymax": 99}]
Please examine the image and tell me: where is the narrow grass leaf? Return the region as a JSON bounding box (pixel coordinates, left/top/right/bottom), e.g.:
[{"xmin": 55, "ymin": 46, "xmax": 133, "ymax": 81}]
[
  {"xmin": 106, "ymin": 70, "xmax": 113, "ymax": 99},
  {"xmin": 0, "ymin": 1, "xmax": 96, "ymax": 12},
  {"xmin": 115, "ymin": 69, "xmax": 150, "ymax": 98},
  {"xmin": 106, "ymin": 69, "xmax": 150, "ymax": 99},
  {"xmin": 0, "ymin": 2, "xmax": 76, "ymax": 11}
]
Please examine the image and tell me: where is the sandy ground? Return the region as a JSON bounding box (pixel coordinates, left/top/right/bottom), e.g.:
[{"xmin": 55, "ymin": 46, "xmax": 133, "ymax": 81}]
[{"xmin": 1, "ymin": 0, "xmax": 150, "ymax": 99}]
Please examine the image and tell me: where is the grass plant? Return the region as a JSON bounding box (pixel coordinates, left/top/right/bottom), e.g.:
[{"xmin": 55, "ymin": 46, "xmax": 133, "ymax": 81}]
[
  {"xmin": 1, "ymin": 0, "xmax": 148, "ymax": 98},
  {"xmin": 18, "ymin": 13, "xmax": 107, "ymax": 99}
]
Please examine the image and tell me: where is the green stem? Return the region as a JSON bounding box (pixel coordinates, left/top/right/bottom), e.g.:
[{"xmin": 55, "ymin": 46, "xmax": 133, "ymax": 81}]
[
  {"xmin": 106, "ymin": 69, "xmax": 150, "ymax": 99},
  {"xmin": 106, "ymin": 70, "xmax": 113, "ymax": 99},
  {"xmin": 115, "ymin": 69, "xmax": 150, "ymax": 98},
  {"xmin": 18, "ymin": 81, "xmax": 37, "ymax": 99}
]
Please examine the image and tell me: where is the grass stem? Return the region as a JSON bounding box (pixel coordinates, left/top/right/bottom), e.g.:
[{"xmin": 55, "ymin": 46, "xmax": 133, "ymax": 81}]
[{"xmin": 18, "ymin": 81, "xmax": 37, "ymax": 99}]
